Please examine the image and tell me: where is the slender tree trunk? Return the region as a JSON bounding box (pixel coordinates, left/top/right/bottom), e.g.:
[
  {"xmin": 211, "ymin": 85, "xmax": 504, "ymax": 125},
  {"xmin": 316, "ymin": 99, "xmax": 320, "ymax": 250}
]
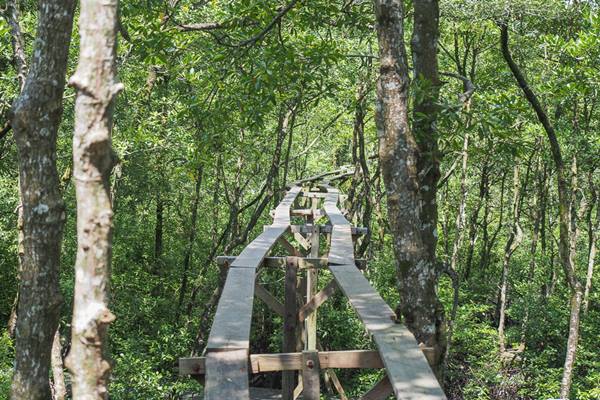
[
  {"xmin": 464, "ymin": 161, "xmax": 488, "ymax": 280},
  {"xmin": 9, "ymin": 1, "xmax": 75, "ymax": 399},
  {"xmin": 374, "ymin": 0, "xmax": 445, "ymax": 372},
  {"xmin": 521, "ymin": 155, "xmax": 546, "ymax": 342},
  {"xmin": 50, "ymin": 330, "xmax": 66, "ymax": 400},
  {"xmin": 65, "ymin": 1, "xmax": 122, "ymax": 398},
  {"xmin": 175, "ymin": 165, "xmax": 203, "ymax": 320},
  {"xmin": 450, "ymin": 132, "xmax": 470, "ymax": 274},
  {"xmin": 501, "ymin": 23, "xmax": 585, "ymax": 399},
  {"xmin": 583, "ymin": 180, "xmax": 598, "ymax": 314},
  {"xmin": 498, "ymin": 164, "xmax": 523, "ymax": 354},
  {"xmin": 153, "ymin": 192, "xmax": 164, "ymax": 274}
]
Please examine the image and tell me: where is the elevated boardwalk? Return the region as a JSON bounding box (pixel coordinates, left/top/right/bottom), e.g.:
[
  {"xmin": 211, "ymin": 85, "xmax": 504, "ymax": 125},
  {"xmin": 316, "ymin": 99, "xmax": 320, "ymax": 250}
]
[{"xmin": 179, "ymin": 172, "xmax": 446, "ymax": 400}]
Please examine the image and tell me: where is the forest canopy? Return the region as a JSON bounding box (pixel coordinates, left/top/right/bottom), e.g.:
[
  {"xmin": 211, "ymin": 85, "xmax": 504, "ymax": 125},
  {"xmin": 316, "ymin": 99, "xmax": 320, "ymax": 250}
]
[{"xmin": 0, "ymin": 0, "xmax": 599, "ymax": 399}]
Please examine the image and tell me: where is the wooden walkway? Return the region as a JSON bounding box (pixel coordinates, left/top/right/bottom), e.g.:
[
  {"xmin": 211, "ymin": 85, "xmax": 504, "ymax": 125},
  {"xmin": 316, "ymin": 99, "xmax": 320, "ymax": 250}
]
[{"xmin": 180, "ymin": 173, "xmax": 446, "ymax": 400}]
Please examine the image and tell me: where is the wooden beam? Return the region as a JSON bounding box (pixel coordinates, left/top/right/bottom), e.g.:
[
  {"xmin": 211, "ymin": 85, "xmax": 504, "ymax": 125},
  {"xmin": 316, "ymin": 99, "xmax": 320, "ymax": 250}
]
[
  {"xmin": 289, "ymin": 225, "xmax": 368, "ymax": 235},
  {"xmin": 230, "ymin": 226, "xmax": 287, "ymax": 268},
  {"xmin": 293, "ymin": 231, "xmax": 311, "ymax": 250},
  {"xmin": 372, "ymin": 326, "xmax": 446, "ymax": 400},
  {"xmin": 206, "ymin": 267, "xmax": 257, "ymax": 349},
  {"xmin": 360, "ymin": 376, "xmax": 393, "ymax": 400},
  {"xmin": 302, "ymin": 351, "xmax": 320, "ymax": 400},
  {"xmin": 283, "ymin": 258, "xmax": 299, "ymax": 400},
  {"xmin": 279, "ymin": 236, "xmax": 301, "ymax": 257},
  {"xmin": 254, "ymin": 283, "xmax": 284, "ymax": 317},
  {"xmin": 298, "ymin": 279, "xmax": 338, "ymax": 321},
  {"xmin": 204, "ymin": 349, "xmax": 249, "ymax": 400},
  {"xmin": 291, "ymin": 209, "xmax": 324, "ymax": 218},
  {"xmin": 216, "ymin": 255, "xmax": 367, "ymax": 270},
  {"xmin": 306, "ymin": 219, "xmax": 319, "ymax": 350},
  {"xmin": 180, "ymin": 350, "xmax": 385, "ymax": 375}
]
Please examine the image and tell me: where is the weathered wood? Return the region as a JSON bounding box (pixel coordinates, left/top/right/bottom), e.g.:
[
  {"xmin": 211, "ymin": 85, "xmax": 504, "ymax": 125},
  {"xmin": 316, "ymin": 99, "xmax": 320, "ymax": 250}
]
[
  {"xmin": 326, "ymin": 370, "xmax": 348, "ymax": 400},
  {"xmin": 206, "ymin": 268, "xmax": 256, "ymax": 349},
  {"xmin": 255, "ymin": 283, "xmax": 285, "ymax": 317},
  {"xmin": 306, "ymin": 219, "xmax": 319, "ymax": 350},
  {"xmin": 283, "ymin": 258, "xmax": 299, "ymax": 400},
  {"xmin": 217, "ymin": 256, "xmax": 367, "ymax": 270},
  {"xmin": 328, "ymin": 264, "xmax": 397, "ymax": 332},
  {"xmin": 231, "ymin": 226, "xmax": 288, "ymax": 268},
  {"xmin": 373, "ymin": 325, "xmax": 446, "ymax": 400},
  {"xmin": 279, "ymin": 236, "xmax": 301, "ymax": 257},
  {"xmin": 273, "ymin": 186, "xmax": 301, "ymax": 226},
  {"xmin": 361, "ymin": 376, "xmax": 393, "ymax": 400},
  {"xmin": 300, "ymin": 191, "xmax": 328, "ymax": 198},
  {"xmin": 180, "ymin": 350, "xmax": 385, "ymax": 375},
  {"xmin": 204, "ymin": 349, "xmax": 249, "ymax": 400},
  {"xmin": 298, "ymin": 279, "xmax": 338, "ymax": 321},
  {"xmin": 329, "ymin": 225, "xmax": 355, "ymax": 265},
  {"xmin": 291, "ymin": 209, "xmax": 324, "ymax": 218},
  {"xmin": 302, "ymin": 351, "xmax": 320, "ymax": 400},
  {"xmin": 293, "ymin": 231, "xmax": 311, "ymax": 250},
  {"xmin": 289, "ymin": 224, "xmax": 368, "ymax": 235}
]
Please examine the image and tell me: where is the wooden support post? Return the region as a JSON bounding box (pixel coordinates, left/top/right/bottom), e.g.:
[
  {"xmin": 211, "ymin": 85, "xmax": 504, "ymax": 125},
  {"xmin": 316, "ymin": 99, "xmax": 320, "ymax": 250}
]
[
  {"xmin": 283, "ymin": 258, "xmax": 299, "ymax": 400},
  {"xmin": 306, "ymin": 197, "xmax": 319, "ymax": 350},
  {"xmin": 360, "ymin": 376, "xmax": 393, "ymax": 400},
  {"xmin": 302, "ymin": 351, "xmax": 320, "ymax": 400}
]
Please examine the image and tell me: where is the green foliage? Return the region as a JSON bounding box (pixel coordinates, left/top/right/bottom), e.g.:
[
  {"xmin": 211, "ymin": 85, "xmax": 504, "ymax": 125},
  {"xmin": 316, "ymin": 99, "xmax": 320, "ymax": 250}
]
[
  {"xmin": 0, "ymin": 0, "xmax": 599, "ymax": 399},
  {"xmin": 0, "ymin": 331, "xmax": 13, "ymax": 399}
]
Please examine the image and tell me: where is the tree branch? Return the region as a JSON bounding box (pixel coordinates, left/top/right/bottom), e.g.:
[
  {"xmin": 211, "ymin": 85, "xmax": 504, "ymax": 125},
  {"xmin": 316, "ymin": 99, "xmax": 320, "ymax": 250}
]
[{"xmin": 237, "ymin": 0, "xmax": 300, "ymax": 47}]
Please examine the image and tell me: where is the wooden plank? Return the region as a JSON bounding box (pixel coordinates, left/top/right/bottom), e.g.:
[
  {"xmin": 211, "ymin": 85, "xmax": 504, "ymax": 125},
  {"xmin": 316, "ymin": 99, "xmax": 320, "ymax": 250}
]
[
  {"xmin": 298, "ymin": 279, "xmax": 338, "ymax": 321},
  {"xmin": 283, "ymin": 258, "xmax": 299, "ymax": 400},
  {"xmin": 217, "ymin": 255, "xmax": 367, "ymax": 270},
  {"xmin": 231, "ymin": 226, "xmax": 287, "ymax": 268},
  {"xmin": 327, "ymin": 370, "xmax": 348, "ymax": 400},
  {"xmin": 291, "ymin": 209, "xmax": 324, "ymax": 218},
  {"xmin": 255, "ymin": 283, "xmax": 285, "ymax": 317},
  {"xmin": 361, "ymin": 376, "xmax": 393, "ymax": 400},
  {"xmin": 293, "ymin": 231, "xmax": 311, "ymax": 250},
  {"xmin": 290, "ymin": 224, "xmax": 368, "ymax": 236},
  {"xmin": 181, "ymin": 350, "xmax": 385, "ymax": 375},
  {"xmin": 206, "ymin": 268, "xmax": 256, "ymax": 349},
  {"xmin": 373, "ymin": 325, "xmax": 446, "ymax": 400},
  {"xmin": 273, "ymin": 186, "xmax": 301, "ymax": 226},
  {"xmin": 300, "ymin": 191, "xmax": 328, "ymax": 198},
  {"xmin": 279, "ymin": 236, "xmax": 301, "ymax": 257},
  {"xmin": 306, "ymin": 220, "xmax": 319, "ymax": 350},
  {"xmin": 328, "ymin": 225, "xmax": 355, "ymax": 265},
  {"xmin": 328, "ymin": 264, "xmax": 397, "ymax": 333},
  {"xmin": 204, "ymin": 349, "xmax": 249, "ymax": 400},
  {"xmin": 302, "ymin": 351, "xmax": 320, "ymax": 400}
]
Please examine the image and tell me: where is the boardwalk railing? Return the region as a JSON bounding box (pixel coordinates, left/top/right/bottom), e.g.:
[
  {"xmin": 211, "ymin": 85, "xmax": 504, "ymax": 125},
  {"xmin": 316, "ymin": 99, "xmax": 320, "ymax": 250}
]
[{"xmin": 179, "ymin": 174, "xmax": 446, "ymax": 400}]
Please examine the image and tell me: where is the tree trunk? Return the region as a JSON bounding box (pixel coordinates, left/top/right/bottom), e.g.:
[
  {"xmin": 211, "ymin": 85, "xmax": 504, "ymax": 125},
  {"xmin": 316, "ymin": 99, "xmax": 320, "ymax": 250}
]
[
  {"xmin": 449, "ymin": 132, "xmax": 469, "ymax": 274},
  {"xmin": 153, "ymin": 192, "xmax": 164, "ymax": 275},
  {"xmin": 500, "ymin": 23, "xmax": 585, "ymax": 399},
  {"xmin": 498, "ymin": 164, "xmax": 523, "ymax": 354},
  {"xmin": 582, "ymin": 179, "xmax": 598, "ymax": 314},
  {"xmin": 464, "ymin": 161, "xmax": 488, "ymax": 280},
  {"xmin": 521, "ymin": 154, "xmax": 546, "ymax": 343},
  {"xmin": 374, "ymin": 0, "xmax": 445, "ymax": 372},
  {"xmin": 50, "ymin": 329, "xmax": 66, "ymax": 400},
  {"xmin": 9, "ymin": 1, "xmax": 75, "ymax": 399},
  {"xmin": 65, "ymin": 1, "xmax": 122, "ymax": 398},
  {"xmin": 175, "ymin": 165, "xmax": 203, "ymax": 320}
]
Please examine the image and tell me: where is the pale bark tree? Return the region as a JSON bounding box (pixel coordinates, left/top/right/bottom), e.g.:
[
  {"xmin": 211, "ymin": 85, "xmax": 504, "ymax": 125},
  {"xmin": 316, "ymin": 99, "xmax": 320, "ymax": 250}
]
[
  {"xmin": 374, "ymin": 0, "xmax": 446, "ymax": 373},
  {"xmin": 497, "ymin": 164, "xmax": 524, "ymax": 354},
  {"xmin": 8, "ymin": 1, "xmax": 75, "ymax": 399},
  {"xmin": 50, "ymin": 330, "xmax": 67, "ymax": 400},
  {"xmin": 582, "ymin": 175, "xmax": 598, "ymax": 314},
  {"xmin": 64, "ymin": 0, "xmax": 122, "ymax": 398}
]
